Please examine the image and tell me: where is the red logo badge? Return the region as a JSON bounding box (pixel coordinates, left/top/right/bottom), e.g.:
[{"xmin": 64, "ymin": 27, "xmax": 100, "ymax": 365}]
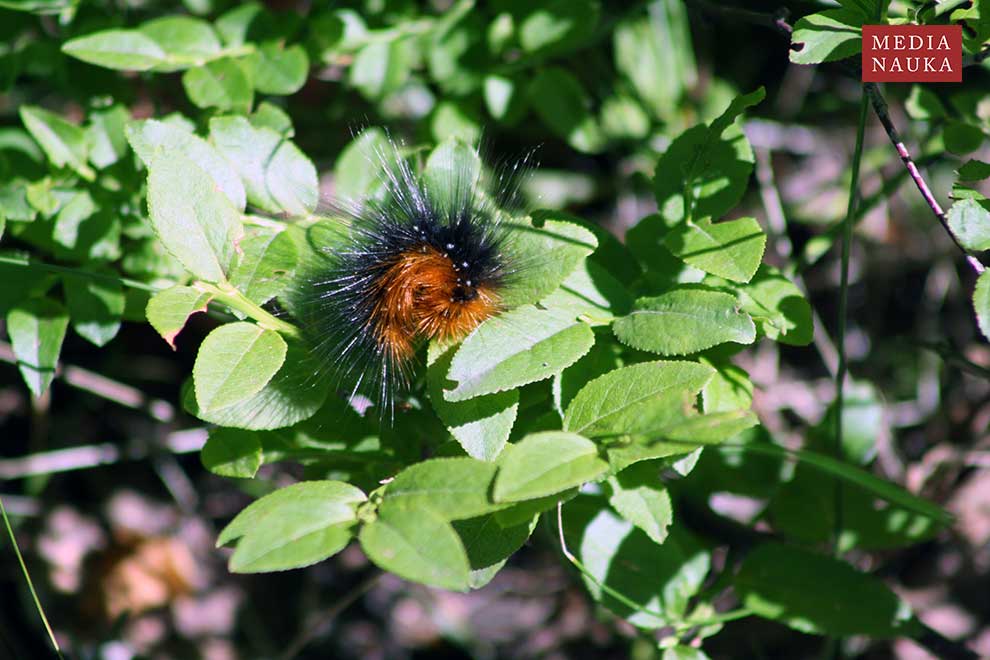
[{"xmin": 862, "ymin": 25, "xmax": 962, "ymax": 82}]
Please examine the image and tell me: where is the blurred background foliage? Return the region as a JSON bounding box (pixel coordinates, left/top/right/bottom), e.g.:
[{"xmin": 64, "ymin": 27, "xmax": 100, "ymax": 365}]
[{"xmin": 1, "ymin": 0, "xmax": 990, "ymax": 658}]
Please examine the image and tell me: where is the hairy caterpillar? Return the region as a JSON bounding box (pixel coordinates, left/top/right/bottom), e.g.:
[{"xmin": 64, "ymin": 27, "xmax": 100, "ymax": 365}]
[{"xmin": 284, "ymin": 136, "xmax": 528, "ymax": 419}]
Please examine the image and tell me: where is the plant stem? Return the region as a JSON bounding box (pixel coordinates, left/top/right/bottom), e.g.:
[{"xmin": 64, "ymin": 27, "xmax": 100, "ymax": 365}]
[
  {"xmin": 834, "ymin": 88, "xmax": 871, "ymax": 660},
  {"xmin": 555, "ymin": 503, "xmax": 751, "ymax": 634},
  {"xmin": 1, "ymin": 496, "xmax": 64, "ymax": 659},
  {"xmin": 198, "ymin": 282, "xmax": 302, "ymax": 340},
  {"xmin": 0, "ymin": 254, "xmax": 303, "ymax": 340},
  {"xmin": 863, "ymin": 83, "xmax": 985, "ymax": 275},
  {"xmin": 0, "ymin": 253, "xmax": 160, "ymax": 292},
  {"xmin": 834, "ymin": 89, "xmax": 870, "ymax": 559}
]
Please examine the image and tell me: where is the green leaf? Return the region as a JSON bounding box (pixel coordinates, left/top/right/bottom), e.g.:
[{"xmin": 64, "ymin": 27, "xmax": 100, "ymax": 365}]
[
  {"xmin": 680, "ymin": 427, "xmax": 784, "ymax": 499},
  {"xmin": 958, "ymin": 159, "xmax": 990, "ymax": 182},
  {"xmin": 359, "ymin": 500, "xmax": 470, "ymax": 591},
  {"xmin": 767, "ymin": 461, "xmax": 939, "ymax": 551},
  {"xmin": 905, "ymin": 85, "xmax": 946, "ymax": 120},
  {"xmin": 494, "ymin": 489, "xmax": 578, "ymax": 528},
  {"xmin": 790, "ymin": 10, "xmax": 863, "ymax": 65},
  {"xmin": 429, "ymin": 6, "xmax": 485, "ymax": 95},
  {"xmin": 600, "ymin": 94, "xmax": 651, "ymax": 141},
  {"xmin": 947, "ymin": 198, "xmax": 990, "ymax": 251},
  {"xmin": 837, "ymin": 0, "xmax": 883, "ymax": 18},
  {"xmin": 700, "ymin": 357, "xmax": 753, "ymax": 413},
  {"xmin": 0, "ymin": 0, "xmax": 76, "ymax": 14},
  {"xmin": 86, "ymin": 105, "xmax": 131, "ymax": 169},
  {"xmin": 201, "ymin": 427, "xmax": 262, "ymax": 478},
  {"xmin": 224, "ymin": 481, "xmax": 365, "ymax": 573},
  {"xmin": 541, "ymin": 258, "xmax": 632, "ymax": 324},
  {"xmin": 604, "ymin": 410, "xmax": 757, "ymax": 473},
  {"xmin": 500, "ymin": 215, "xmax": 598, "ymax": 308},
  {"xmin": 428, "ymin": 343, "xmax": 518, "ymax": 461},
  {"xmin": 664, "ymin": 217, "xmax": 766, "ymax": 283},
  {"xmin": 815, "ymin": 381, "xmax": 882, "ymax": 465},
  {"xmin": 661, "ymin": 409, "xmax": 758, "ymax": 443},
  {"xmin": 730, "ymin": 442, "xmax": 952, "ymax": 525},
  {"xmin": 0, "ymin": 252, "xmax": 56, "ymax": 315},
  {"xmin": 519, "ymin": 0, "xmax": 599, "ymax": 56},
  {"xmin": 309, "ymin": 8, "xmax": 369, "ymax": 58},
  {"xmin": 663, "ymin": 647, "xmax": 711, "ymax": 660},
  {"xmin": 248, "ymin": 42, "xmax": 308, "ymax": 95},
  {"xmin": 50, "ymin": 191, "xmax": 116, "ymax": 259},
  {"xmin": 564, "ymin": 495, "xmax": 709, "ymax": 628},
  {"xmin": 613, "ymin": 289, "xmax": 756, "ymax": 356},
  {"xmin": 554, "ymin": 212, "xmax": 641, "ymax": 286},
  {"xmin": 19, "ymin": 106, "xmax": 93, "ymax": 179},
  {"xmin": 229, "ymin": 229, "xmax": 299, "ymax": 305},
  {"xmin": 974, "ymin": 269, "xmax": 990, "ymax": 340},
  {"xmin": 184, "ymin": 339, "xmax": 329, "ymax": 430},
  {"xmin": 146, "ymin": 150, "xmax": 245, "ymax": 282},
  {"xmin": 453, "ymin": 514, "xmax": 537, "ymax": 588},
  {"xmin": 62, "ymin": 30, "xmax": 167, "ymax": 71},
  {"xmin": 62, "ymin": 273, "xmax": 124, "ymax": 347},
  {"xmin": 563, "ymin": 361, "xmax": 715, "ymax": 438},
  {"xmin": 423, "ymin": 137, "xmax": 481, "ymax": 213},
  {"xmin": 182, "ymin": 58, "xmax": 254, "ymax": 114},
  {"xmin": 6, "ymin": 298, "xmax": 68, "ymax": 397},
  {"xmin": 712, "ymin": 264, "xmax": 814, "ymax": 345},
  {"xmin": 24, "ymin": 178, "xmax": 59, "ymax": 216},
  {"xmin": 651, "ymin": 92, "xmax": 760, "ymax": 227},
  {"xmin": 193, "ymin": 322, "xmax": 288, "ymax": 413},
  {"xmin": 214, "ymin": 2, "xmax": 266, "ymax": 46},
  {"xmin": 385, "ymin": 457, "xmax": 505, "ymax": 520},
  {"xmin": 445, "ymin": 305, "xmax": 595, "ymax": 401},
  {"xmin": 528, "ymin": 68, "xmax": 605, "ymax": 154},
  {"xmin": 0, "ymin": 182, "xmax": 36, "ymax": 223},
  {"xmin": 209, "ymin": 115, "xmax": 318, "ymax": 215},
  {"xmin": 483, "ymin": 74, "xmax": 527, "ymax": 125},
  {"xmin": 613, "ymin": 0, "xmax": 696, "ymax": 120},
  {"xmin": 735, "ymin": 543, "xmax": 912, "ymax": 636},
  {"xmin": 250, "ymin": 102, "xmax": 294, "ymax": 137},
  {"xmin": 333, "ymin": 127, "xmax": 393, "ymax": 200},
  {"xmin": 494, "ymin": 432, "xmax": 608, "ymax": 502},
  {"xmin": 944, "ymin": 120, "xmax": 985, "ymax": 155},
  {"xmin": 138, "ymin": 16, "xmax": 221, "ymax": 71},
  {"xmin": 146, "ymin": 285, "xmax": 212, "ymax": 349},
  {"xmin": 350, "ymin": 38, "xmax": 411, "ymax": 100},
  {"xmin": 553, "ymin": 336, "xmax": 622, "ymax": 415},
  {"xmin": 218, "ymin": 480, "xmax": 365, "ymax": 545},
  {"xmin": 127, "ymin": 119, "xmax": 247, "ymax": 210},
  {"xmin": 607, "ymin": 462, "xmax": 673, "ymax": 545},
  {"xmin": 431, "ymin": 100, "xmax": 482, "ymax": 144}
]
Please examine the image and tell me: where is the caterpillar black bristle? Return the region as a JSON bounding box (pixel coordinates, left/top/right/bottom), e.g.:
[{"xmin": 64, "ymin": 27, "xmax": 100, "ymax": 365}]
[{"xmin": 286, "ymin": 136, "xmax": 521, "ymax": 420}]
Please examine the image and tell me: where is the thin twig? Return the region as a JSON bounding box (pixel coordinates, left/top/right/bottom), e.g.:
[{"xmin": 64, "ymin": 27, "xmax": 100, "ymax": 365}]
[
  {"xmin": 0, "ymin": 341, "xmax": 175, "ymax": 423},
  {"xmin": 555, "ymin": 503, "xmax": 752, "ymax": 634},
  {"xmin": 0, "ymin": 253, "xmax": 159, "ymax": 292},
  {"xmin": 915, "ymin": 623, "xmax": 980, "ymax": 660},
  {"xmin": 0, "ymin": 428, "xmax": 206, "ymax": 480},
  {"xmin": 864, "ymin": 83, "xmax": 986, "ymax": 275},
  {"xmin": 692, "ymin": 3, "xmax": 986, "ymax": 276},
  {"xmin": 1, "ymin": 496, "xmax": 64, "ymax": 659},
  {"xmin": 686, "ymin": 0, "xmax": 792, "ymax": 36},
  {"xmin": 279, "ymin": 572, "xmax": 383, "ymax": 660},
  {"xmin": 755, "ymin": 148, "xmax": 792, "ymax": 259},
  {"xmin": 753, "ymin": 148, "xmax": 840, "ymax": 376}
]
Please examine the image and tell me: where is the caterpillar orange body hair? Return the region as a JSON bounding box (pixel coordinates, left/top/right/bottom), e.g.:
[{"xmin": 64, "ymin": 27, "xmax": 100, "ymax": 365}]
[{"xmin": 287, "ymin": 139, "xmax": 518, "ymax": 417}]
